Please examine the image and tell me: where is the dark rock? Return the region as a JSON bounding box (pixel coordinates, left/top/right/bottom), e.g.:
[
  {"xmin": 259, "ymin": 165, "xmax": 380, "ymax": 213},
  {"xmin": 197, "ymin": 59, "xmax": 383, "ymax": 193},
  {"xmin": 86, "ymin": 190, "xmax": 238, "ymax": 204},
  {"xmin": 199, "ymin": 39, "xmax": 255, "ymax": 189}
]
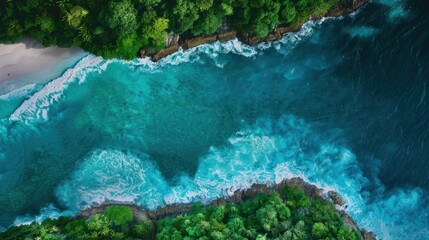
[
  {"xmin": 138, "ymin": 49, "xmax": 146, "ymax": 58},
  {"xmin": 327, "ymin": 0, "xmax": 369, "ymax": 17},
  {"xmin": 241, "ymin": 36, "xmax": 262, "ymax": 45},
  {"xmin": 328, "ymin": 190, "xmax": 345, "ymax": 206},
  {"xmin": 341, "ymin": 211, "xmax": 361, "ymax": 230},
  {"xmin": 340, "ymin": 211, "xmax": 376, "ymax": 240},
  {"xmin": 142, "ymin": 0, "xmax": 369, "ymax": 61},
  {"xmin": 242, "ymin": 183, "xmax": 272, "ymax": 199},
  {"xmin": 277, "ymin": 25, "xmax": 301, "ymax": 35},
  {"xmin": 78, "ymin": 177, "xmax": 376, "ymax": 240},
  {"xmin": 363, "ymin": 231, "xmax": 377, "ymax": 240},
  {"xmin": 146, "ymin": 210, "xmax": 158, "ymax": 221},
  {"xmin": 265, "ymin": 32, "xmax": 282, "ymax": 42},
  {"xmin": 230, "ymin": 189, "xmax": 243, "ymax": 203},
  {"xmin": 217, "ymin": 31, "xmax": 237, "ymax": 41},
  {"xmin": 211, "ymin": 197, "xmax": 226, "ymax": 206},
  {"xmin": 184, "ymin": 35, "xmax": 217, "ymax": 49},
  {"xmin": 151, "ymin": 44, "xmax": 179, "ymax": 61},
  {"xmin": 217, "ymin": 197, "xmax": 226, "ymax": 206},
  {"xmin": 166, "ymin": 34, "xmax": 180, "ymax": 47},
  {"xmin": 285, "ymin": 177, "xmax": 324, "ymax": 200}
]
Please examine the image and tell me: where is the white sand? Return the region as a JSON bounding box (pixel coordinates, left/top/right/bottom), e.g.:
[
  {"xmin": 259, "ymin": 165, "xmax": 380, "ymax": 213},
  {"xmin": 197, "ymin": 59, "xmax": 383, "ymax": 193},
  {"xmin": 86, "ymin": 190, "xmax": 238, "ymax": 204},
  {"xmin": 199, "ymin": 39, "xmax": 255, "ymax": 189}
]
[{"xmin": 0, "ymin": 39, "xmax": 85, "ymax": 84}]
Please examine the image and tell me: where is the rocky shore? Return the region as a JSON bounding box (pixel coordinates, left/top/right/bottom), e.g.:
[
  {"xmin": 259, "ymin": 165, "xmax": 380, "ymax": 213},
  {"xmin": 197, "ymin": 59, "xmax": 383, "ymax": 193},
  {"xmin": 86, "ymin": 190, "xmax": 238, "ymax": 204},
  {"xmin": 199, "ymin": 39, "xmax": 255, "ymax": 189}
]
[
  {"xmin": 78, "ymin": 177, "xmax": 376, "ymax": 240},
  {"xmin": 144, "ymin": 0, "xmax": 370, "ymax": 61}
]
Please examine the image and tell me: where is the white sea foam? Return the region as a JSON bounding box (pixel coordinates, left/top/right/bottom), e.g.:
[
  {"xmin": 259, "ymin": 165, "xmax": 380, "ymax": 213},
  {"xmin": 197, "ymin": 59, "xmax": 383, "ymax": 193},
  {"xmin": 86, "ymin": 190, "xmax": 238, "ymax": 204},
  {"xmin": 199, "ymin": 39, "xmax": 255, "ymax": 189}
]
[
  {"xmin": 9, "ymin": 55, "xmax": 109, "ymax": 123},
  {"xmin": 56, "ymin": 149, "xmax": 169, "ymax": 211},
  {"xmin": 0, "ymin": 84, "xmax": 37, "ymax": 101},
  {"xmin": 124, "ymin": 18, "xmax": 329, "ymax": 72},
  {"xmin": 126, "ymin": 38, "xmax": 259, "ymax": 72},
  {"xmin": 13, "ymin": 204, "xmax": 74, "ymax": 227},
  {"xmin": 345, "ymin": 26, "xmax": 380, "ymax": 39},
  {"xmin": 7, "ymin": 2, "xmax": 427, "ymax": 238},
  {"xmin": 5, "ymin": 2, "xmax": 353, "ymax": 124},
  {"xmin": 52, "ymin": 115, "xmax": 343, "ymax": 210},
  {"xmin": 11, "ymin": 111, "xmax": 429, "ymax": 239},
  {"xmin": 376, "ymin": 0, "xmax": 409, "ymax": 21},
  {"xmin": 50, "ymin": 115, "xmax": 428, "ymax": 239}
]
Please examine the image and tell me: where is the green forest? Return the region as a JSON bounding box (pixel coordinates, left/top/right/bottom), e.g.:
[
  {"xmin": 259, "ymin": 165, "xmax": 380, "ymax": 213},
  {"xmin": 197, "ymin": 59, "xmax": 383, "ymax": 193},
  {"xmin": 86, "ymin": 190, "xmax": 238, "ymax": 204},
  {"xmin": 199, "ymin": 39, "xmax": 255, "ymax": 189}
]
[
  {"xmin": 0, "ymin": 0, "xmax": 342, "ymax": 59},
  {"xmin": 0, "ymin": 186, "xmax": 362, "ymax": 240}
]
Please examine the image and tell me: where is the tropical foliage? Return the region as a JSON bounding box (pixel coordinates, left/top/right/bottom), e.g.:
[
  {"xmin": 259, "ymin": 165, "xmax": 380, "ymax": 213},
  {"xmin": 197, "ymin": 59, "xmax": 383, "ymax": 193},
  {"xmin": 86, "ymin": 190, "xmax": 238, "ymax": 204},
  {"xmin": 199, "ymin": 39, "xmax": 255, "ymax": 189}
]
[
  {"xmin": 0, "ymin": 0, "xmax": 342, "ymax": 59},
  {"xmin": 0, "ymin": 187, "xmax": 362, "ymax": 240},
  {"xmin": 156, "ymin": 186, "xmax": 361, "ymax": 240}
]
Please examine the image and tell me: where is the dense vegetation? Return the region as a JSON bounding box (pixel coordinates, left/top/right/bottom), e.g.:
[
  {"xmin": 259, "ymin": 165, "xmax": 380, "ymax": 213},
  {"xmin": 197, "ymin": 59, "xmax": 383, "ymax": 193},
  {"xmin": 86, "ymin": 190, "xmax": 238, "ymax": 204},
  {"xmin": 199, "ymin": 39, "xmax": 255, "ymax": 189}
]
[
  {"xmin": 0, "ymin": 186, "xmax": 362, "ymax": 240},
  {"xmin": 0, "ymin": 0, "xmax": 342, "ymax": 59}
]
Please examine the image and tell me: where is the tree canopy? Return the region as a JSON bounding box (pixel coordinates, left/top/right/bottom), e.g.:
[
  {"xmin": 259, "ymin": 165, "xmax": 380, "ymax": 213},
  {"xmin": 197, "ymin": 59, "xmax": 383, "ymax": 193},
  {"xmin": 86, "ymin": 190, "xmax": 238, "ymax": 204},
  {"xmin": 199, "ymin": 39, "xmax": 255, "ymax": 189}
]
[
  {"xmin": 0, "ymin": 187, "xmax": 363, "ymax": 240},
  {"xmin": 0, "ymin": 0, "xmax": 342, "ymax": 59}
]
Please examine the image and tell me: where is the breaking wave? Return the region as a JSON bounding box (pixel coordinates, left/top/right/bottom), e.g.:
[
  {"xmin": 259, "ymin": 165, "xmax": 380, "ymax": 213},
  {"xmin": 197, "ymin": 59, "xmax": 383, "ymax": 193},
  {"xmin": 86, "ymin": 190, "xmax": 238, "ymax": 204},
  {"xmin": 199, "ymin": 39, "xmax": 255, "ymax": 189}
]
[
  {"xmin": 12, "ymin": 115, "xmax": 429, "ymax": 239},
  {"xmin": 9, "ymin": 56, "xmax": 108, "ymax": 123},
  {"xmin": 5, "ymin": 1, "xmax": 429, "ymax": 240}
]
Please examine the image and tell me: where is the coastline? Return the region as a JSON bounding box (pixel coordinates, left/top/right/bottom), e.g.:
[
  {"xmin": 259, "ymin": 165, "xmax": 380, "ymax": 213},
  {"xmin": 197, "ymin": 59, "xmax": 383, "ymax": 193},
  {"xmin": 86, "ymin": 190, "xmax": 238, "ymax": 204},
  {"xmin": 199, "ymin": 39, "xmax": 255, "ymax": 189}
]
[
  {"xmin": 0, "ymin": 39, "xmax": 85, "ymax": 94},
  {"xmin": 0, "ymin": 1, "xmax": 375, "ymax": 237},
  {"xmin": 0, "ymin": 0, "xmax": 369, "ymax": 85},
  {"xmin": 145, "ymin": 0, "xmax": 370, "ymax": 61},
  {"xmin": 77, "ymin": 177, "xmax": 376, "ymax": 240}
]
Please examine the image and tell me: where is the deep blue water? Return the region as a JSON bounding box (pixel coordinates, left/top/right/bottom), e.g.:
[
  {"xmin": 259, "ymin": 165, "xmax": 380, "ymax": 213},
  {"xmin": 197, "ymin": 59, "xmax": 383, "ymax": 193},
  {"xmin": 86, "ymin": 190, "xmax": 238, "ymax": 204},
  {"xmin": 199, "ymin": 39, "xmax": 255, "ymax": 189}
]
[{"xmin": 1, "ymin": 0, "xmax": 428, "ymax": 239}]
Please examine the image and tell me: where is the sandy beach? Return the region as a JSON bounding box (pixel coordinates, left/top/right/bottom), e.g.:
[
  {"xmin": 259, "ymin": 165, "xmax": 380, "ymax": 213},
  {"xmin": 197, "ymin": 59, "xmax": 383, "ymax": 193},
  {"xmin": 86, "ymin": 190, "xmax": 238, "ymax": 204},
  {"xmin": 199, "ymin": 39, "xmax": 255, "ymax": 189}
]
[{"xmin": 0, "ymin": 39, "xmax": 85, "ymax": 91}]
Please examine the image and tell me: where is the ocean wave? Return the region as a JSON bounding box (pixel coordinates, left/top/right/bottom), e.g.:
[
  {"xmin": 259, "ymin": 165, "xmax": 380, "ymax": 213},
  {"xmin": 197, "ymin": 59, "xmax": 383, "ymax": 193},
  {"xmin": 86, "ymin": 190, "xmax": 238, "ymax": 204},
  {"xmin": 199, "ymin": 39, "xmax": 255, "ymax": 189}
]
[
  {"xmin": 62, "ymin": 115, "xmax": 429, "ymax": 239},
  {"xmin": 5, "ymin": 13, "xmax": 340, "ymax": 125},
  {"xmin": 10, "ymin": 114, "xmax": 429, "ymax": 239},
  {"xmin": 124, "ymin": 18, "xmax": 333, "ymax": 72},
  {"xmin": 9, "ymin": 55, "xmax": 109, "ymax": 123},
  {"xmin": 125, "ymin": 38, "xmax": 259, "ymax": 71},
  {"xmin": 360, "ymin": 188, "xmax": 429, "ymax": 240},
  {"xmin": 0, "ymin": 84, "xmax": 37, "ymax": 101},
  {"xmin": 5, "ymin": 2, "xmax": 427, "ymax": 239},
  {"xmin": 5, "ymin": 3, "xmax": 361, "ymax": 124},
  {"xmin": 55, "ymin": 149, "xmax": 169, "ymax": 211},
  {"xmin": 376, "ymin": 0, "xmax": 410, "ymax": 20},
  {"xmin": 39, "ymin": 114, "xmax": 350, "ymax": 212},
  {"xmin": 13, "ymin": 204, "xmax": 74, "ymax": 227}
]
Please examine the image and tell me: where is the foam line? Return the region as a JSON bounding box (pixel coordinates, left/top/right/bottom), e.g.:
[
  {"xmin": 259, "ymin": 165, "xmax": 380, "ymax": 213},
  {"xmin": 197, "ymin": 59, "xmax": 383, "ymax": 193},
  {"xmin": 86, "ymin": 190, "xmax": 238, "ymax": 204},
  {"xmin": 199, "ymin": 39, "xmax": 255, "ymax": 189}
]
[{"xmin": 9, "ymin": 55, "xmax": 109, "ymax": 123}]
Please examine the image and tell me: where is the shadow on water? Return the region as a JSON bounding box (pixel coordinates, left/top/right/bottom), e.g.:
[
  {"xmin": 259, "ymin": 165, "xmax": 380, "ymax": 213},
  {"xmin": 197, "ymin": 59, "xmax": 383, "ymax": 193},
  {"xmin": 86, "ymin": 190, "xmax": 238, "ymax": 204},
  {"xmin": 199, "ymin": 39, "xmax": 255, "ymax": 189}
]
[
  {"xmin": 0, "ymin": 117, "xmax": 105, "ymax": 226},
  {"xmin": 61, "ymin": 64, "xmax": 241, "ymax": 181},
  {"xmin": 1, "ymin": 0, "xmax": 429, "ymax": 231},
  {"xmin": 332, "ymin": 0, "xmax": 429, "ymax": 189}
]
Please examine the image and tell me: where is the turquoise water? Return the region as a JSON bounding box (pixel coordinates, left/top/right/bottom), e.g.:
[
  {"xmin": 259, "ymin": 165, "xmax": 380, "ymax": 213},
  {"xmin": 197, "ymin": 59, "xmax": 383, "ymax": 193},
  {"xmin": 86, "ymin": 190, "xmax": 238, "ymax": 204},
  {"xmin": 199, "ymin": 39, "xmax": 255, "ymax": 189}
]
[{"xmin": 1, "ymin": 0, "xmax": 429, "ymax": 239}]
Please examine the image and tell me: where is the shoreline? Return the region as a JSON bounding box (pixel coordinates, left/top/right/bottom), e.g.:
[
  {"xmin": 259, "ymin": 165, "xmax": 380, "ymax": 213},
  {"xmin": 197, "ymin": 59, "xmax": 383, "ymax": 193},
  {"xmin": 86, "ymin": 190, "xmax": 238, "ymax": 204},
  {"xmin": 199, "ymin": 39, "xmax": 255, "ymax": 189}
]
[
  {"xmin": 0, "ymin": 39, "xmax": 85, "ymax": 94},
  {"xmin": 77, "ymin": 177, "xmax": 376, "ymax": 240},
  {"xmin": 0, "ymin": 0, "xmax": 369, "ymax": 88},
  {"xmin": 145, "ymin": 0, "xmax": 370, "ymax": 61}
]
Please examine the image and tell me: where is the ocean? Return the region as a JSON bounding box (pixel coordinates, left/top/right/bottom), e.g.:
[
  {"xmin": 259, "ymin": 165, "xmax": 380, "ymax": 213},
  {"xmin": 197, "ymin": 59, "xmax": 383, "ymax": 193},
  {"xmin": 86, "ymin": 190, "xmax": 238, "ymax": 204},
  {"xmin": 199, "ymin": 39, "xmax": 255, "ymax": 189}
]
[{"xmin": 0, "ymin": 0, "xmax": 428, "ymax": 239}]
